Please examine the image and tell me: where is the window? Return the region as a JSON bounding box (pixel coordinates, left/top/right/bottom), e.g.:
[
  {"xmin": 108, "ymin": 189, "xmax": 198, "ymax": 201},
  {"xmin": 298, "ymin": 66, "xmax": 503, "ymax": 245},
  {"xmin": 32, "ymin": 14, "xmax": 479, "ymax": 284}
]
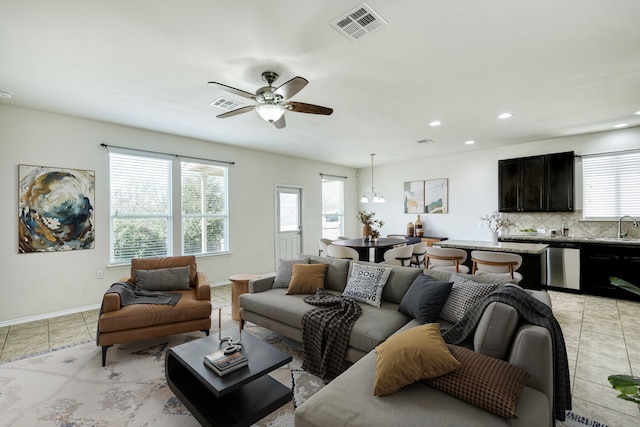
[
  {"xmin": 583, "ymin": 150, "xmax": 640, "ymax": 219},
  {"xmin": 109, "ymin": 150, "xmax": 229, "ymax": 264},
  {"xmin": 321, "ymin": 176, "xmax": 345, "ymax": 239}
]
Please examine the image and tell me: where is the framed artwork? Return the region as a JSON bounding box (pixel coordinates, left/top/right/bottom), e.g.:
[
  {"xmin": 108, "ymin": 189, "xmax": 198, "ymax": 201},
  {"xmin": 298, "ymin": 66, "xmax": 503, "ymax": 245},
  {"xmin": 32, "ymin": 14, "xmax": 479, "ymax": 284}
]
[
  {"xmin": 18, "ymin": 164, "xmax": 95, "ymax": 253},
  {"xmin": 425, "ymin": 178, "xmax": 448, "ymax": 214},
  {"xmin": 403, "ymin": 181, "xmax": 425, "ymax": 214}
]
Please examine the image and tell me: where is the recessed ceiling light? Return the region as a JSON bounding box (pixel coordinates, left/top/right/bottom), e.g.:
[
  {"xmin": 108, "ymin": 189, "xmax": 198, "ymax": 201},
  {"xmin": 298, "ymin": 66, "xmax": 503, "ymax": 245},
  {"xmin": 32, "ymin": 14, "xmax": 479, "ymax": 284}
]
[
  {"xmin": 0, "ymin": 91, "xmax": 13, "ymax": 99},
  {"xmin": 613, "ymin": 123, "xmax": 629, "ymax": 128},
  {"xmin": 429, "ymin": 121, "xmax": 442, "ymax": 126},
  {"xmin": 634, "ymin": 111, "xmax": 640, "ymax": 115},
  {"xmin": 498, "ymin": 112, "xmax": 513, "ymax": 119},
  {"xmin": 464, "ymin": 140, "xmax": 475, "ymax": 145}
]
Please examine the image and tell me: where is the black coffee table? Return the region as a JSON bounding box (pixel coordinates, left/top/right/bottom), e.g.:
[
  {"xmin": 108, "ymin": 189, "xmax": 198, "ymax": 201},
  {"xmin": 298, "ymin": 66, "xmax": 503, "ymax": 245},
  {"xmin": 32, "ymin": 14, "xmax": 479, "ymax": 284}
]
[{"xmin": 165, "ymin": 330, "xmax": 293, "ymax": 427}]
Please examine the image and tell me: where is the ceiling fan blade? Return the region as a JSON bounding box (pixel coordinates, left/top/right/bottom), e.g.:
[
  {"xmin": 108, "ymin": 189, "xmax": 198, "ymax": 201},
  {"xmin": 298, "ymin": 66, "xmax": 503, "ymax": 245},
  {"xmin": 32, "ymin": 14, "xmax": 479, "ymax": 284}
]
[
  {"xmin": 216, "ymin": 105, "xmax": 255, "ymax": 118},
  {"xmin": 288, "ymin": 102, "xmax": 333, "ymax": 115},
  {"xmin": 274, "ymin": 76, "xmax": 308, "ymax": 100},
  {"xmin": 208, "ymin": 81, "xmax": 256, "ymax": 100},
  {"xmin": 273, "ymin": 115, "xmax": 286, "ymax": 129}
]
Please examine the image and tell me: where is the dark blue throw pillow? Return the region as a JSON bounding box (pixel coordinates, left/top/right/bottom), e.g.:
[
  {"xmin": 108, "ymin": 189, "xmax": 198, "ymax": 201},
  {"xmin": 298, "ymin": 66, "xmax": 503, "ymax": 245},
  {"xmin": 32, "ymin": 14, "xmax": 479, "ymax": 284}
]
[{"xmin": 398, "ymin": 274, "xmax": 453, "ymax": 324}]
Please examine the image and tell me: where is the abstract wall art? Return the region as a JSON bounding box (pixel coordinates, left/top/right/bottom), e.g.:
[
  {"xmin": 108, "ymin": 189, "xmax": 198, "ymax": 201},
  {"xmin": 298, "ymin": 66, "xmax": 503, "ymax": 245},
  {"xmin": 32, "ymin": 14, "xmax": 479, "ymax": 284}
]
[
  {"xmin": 425, "ymin": 178, "xmax": 448, "ymax": 214},
  {"xmin": 18, "ymin": 165, "xmax": 95, "ymax": 253},
  {"xmin": 403, "ymin": 181, "xmax": 425, "ymax": 214}
]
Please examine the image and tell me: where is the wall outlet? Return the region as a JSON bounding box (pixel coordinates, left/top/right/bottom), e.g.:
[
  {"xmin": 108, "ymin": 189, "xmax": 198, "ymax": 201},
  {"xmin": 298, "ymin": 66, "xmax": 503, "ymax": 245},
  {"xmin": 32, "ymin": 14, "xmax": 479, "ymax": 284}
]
[{"xmin": 96, "ymin": 270, "xmax": 104, "ymax": 279}]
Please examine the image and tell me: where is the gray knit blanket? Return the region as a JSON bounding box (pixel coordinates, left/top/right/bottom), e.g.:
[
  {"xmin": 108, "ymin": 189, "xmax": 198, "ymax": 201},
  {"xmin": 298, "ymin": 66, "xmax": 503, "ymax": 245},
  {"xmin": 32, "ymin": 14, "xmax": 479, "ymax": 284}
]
[
  {"xmin": 442, "ymin": 285, "xmax": 571, "ymax": 422},
  {"xmin": 105, "ymin": 281, "xmax": 181, "ymax": 307},
  {"xmin": 302, "ymin": 289, "xmax": 362, "ymax": 382}
]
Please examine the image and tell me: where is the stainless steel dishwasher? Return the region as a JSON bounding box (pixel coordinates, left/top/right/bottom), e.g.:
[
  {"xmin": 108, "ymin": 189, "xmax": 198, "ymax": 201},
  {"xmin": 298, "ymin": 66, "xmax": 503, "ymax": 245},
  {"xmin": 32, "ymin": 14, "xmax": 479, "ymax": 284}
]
[{"xmin": 546, "ymin": 242, "xmax": 580, "ymax": 290}]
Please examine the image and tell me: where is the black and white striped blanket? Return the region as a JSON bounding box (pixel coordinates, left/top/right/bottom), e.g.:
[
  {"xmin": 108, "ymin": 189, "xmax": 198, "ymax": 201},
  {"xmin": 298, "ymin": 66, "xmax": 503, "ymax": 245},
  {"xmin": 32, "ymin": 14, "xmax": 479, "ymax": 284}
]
[
  {"xmin": 442, "ymin": 285, "xmax": 571, "ymax": 421},
  {"xmin": 302, "ymin": 289, "xmax": 362, "ymax": 383}
]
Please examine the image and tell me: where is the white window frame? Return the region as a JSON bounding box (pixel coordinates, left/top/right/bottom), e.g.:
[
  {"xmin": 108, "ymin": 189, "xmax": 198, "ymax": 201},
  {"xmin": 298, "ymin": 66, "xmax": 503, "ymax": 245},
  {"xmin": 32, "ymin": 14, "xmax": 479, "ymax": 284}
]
[
  {"xmin": 108, "ymin": 148, "xmax": 229, "ymax": 265},
  {"xmin": 582, "ymin": 150, "xmax": 640, "ymax": 220},
  {"xmin": 321, "ymin": 176, "xmax": 345, "ymax": 239}
]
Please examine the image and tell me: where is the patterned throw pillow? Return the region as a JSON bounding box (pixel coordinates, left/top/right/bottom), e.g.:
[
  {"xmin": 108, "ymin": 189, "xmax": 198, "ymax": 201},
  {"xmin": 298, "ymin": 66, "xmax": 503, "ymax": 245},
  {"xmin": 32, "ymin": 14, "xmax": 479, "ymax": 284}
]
[
  {"xmin": 439, "ymin": 274, "xmax": 499, "ymax": 324},
  {"xmin": 342, "ymin": 263, "xmax": 392, "ymax": 307},
  {"xmin": 424, "ymin": 345, "xmax": 529, "ymax": 419},
  {"xmin": 273, "ymin": 257, "xmax": 310, "ymax": 288}
]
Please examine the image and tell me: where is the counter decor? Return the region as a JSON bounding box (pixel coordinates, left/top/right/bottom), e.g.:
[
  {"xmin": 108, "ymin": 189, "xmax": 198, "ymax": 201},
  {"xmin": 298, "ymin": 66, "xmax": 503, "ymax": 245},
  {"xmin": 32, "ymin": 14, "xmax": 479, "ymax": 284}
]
[{"xmin": 480, "ymin": 211, "xmax": 514, "ymax": 243}]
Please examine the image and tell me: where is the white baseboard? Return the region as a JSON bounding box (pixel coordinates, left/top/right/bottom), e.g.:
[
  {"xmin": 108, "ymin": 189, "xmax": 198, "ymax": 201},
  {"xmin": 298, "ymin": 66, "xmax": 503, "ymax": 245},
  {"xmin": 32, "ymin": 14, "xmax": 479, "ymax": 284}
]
[
  {"xmin": 0, "ymin": 281, "xmax": 230, "ymax": 328},
  {"xmin": 0, "ymin": 303, "xmax": 102, "ymax": 328}
]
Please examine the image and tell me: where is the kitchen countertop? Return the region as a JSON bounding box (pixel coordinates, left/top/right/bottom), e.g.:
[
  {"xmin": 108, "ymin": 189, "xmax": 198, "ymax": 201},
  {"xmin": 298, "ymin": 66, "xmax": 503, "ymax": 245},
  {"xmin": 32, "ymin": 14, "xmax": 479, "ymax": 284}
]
[
  {"xmin": 437, "ymin": 239, "xmax": 548, "ymax": 254},
  {"xmin": 500, "ymin": 234, "xmax": 640, "ymax": 246}
]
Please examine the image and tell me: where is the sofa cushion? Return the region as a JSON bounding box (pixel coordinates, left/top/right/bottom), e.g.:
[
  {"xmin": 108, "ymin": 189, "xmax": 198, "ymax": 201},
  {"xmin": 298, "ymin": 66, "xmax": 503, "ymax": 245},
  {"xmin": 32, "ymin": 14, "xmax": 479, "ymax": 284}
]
[
  {"xmin": 374, "ymin": 324, "xmax": 460, "ymax": 396},
  {"xmin": 381, "ymin": 264, "xmax": 423, "ymax": 305},
  {"xmin": 273, "ymin": 257, "xmax": 310, "ymax": 288},
  {"xmin": 398, "ymin": 274, "xmax": 453, "ymax": 324},
  {"xmin": 439, "ymin": 274, "xmax": 499, "ymax": 324},
  {"xmin": 473, "ymin": 301, "xmax": 519, "ymax": 360},
  {"xmin": 424, "ymin": 344, "xmax": 529, "ymax": 419},
  {"xmin": 309, "ymin": 256, "xmax": 351, "ymax": 292},
  {"xmin": 135, "ymin": 266, "xmax": 191, "ymax": 291},
  {"xmin": 286, "ymin": 263, "xmax": 328, "ymax": 294},
  {"xmin": 343, "ymin": 263, "xmax": 392, "ymax": 307}
]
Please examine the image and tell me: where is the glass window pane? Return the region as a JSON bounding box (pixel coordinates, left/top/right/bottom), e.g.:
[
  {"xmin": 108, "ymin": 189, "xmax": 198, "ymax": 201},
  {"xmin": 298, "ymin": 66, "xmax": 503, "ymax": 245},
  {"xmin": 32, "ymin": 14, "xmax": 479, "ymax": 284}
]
[{"xmin": 279, "ymin": 192, "xmax": 299, "ymax": 232}]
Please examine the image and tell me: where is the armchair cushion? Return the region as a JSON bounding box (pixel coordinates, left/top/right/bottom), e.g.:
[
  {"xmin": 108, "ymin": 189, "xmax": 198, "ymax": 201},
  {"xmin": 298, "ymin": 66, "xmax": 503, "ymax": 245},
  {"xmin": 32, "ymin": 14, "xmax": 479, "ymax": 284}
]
[
  {"xmin": 130, "ymin": 256, "xmax": 197, "ymax": 286},
  {"xmin": 135, "ymin": 266, "xmax": 191, "ymax": 291}
]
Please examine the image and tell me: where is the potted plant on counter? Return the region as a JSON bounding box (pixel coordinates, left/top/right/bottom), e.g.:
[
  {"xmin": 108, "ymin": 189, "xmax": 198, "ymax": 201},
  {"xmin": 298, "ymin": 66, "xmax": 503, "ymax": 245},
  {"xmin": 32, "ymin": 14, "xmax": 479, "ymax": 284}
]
[{"xmin": 480, "ymin": 211, "xmax": 514, "ymax": 243}]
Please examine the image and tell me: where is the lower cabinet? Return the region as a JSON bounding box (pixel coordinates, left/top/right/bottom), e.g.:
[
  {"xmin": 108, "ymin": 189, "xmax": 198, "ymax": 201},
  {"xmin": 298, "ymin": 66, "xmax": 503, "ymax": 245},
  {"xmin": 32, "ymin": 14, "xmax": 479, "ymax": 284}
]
[{"xmin": 580, "ymin": 244, "xmax": 640, "ymax": 302}]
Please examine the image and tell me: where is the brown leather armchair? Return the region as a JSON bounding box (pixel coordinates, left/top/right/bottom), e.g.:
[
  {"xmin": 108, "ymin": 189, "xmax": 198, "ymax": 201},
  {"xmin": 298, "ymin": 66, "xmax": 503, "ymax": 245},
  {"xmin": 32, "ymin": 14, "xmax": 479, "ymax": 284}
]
[{"xmin": 97, "ymin": 255, "xmax": 212, "ymax": 366}]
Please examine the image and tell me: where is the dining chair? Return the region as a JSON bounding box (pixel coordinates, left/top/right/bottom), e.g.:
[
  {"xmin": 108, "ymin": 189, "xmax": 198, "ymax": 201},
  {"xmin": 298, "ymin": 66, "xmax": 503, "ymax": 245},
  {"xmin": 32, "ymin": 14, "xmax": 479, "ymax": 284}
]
[
  {"xmin": 337, "ymin": 236, "xmax": 350, "ymax": 240},
  {"xmin": 327, "ymin": 244, "xmax": 360, "ymax": 260},
  {"xmin": 409, "ymin": 242, "xmax": 427, "ymax": 267},
  {"xmin": 318, "ymin": 238, "xmax": 333, "ymax": 256},
  {"xmin": 381, "ymin": 245, "xmax": 414, "ymax": 266},
  {"xmin": 424, "ymin": 247, "xmax": 470, "ymax": 273},
  {"xmin": 470, "ymin": 250, "xmax": 523, "ymax": 282},
  {"xmin": 386, "ymin": 234, "xmax": 408, "ymax": 248}
]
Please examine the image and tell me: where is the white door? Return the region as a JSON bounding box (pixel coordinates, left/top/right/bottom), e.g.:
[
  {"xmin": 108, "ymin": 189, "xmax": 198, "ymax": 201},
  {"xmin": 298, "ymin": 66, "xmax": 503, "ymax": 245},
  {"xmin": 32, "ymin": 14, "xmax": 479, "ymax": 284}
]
[{"xmin": 276, "ymin": 186, "xmax": 302, "ymax": 260}]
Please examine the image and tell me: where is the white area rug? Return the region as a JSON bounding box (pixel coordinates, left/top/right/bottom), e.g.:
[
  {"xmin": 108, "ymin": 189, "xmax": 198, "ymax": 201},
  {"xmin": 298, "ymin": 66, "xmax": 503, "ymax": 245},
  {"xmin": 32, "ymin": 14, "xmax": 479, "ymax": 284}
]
[{"xmin": 0, "ymin": 323, "xmax": 605, "ymax": 427}]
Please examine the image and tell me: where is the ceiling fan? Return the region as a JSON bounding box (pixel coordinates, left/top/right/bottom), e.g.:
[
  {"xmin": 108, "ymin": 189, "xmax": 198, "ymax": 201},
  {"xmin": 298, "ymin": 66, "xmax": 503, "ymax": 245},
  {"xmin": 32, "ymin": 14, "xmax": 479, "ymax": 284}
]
[{"xmin": 208, "ymin": 71, "xmax": 333, "ymax": 129}]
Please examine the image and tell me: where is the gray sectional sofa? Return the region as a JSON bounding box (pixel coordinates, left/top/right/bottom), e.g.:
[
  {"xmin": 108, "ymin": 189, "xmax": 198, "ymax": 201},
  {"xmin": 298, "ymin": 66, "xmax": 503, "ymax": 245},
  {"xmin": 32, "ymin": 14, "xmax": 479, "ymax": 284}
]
[{"xmin": 239, "ymin": 255, "xmax": 556, "ymax": 427}]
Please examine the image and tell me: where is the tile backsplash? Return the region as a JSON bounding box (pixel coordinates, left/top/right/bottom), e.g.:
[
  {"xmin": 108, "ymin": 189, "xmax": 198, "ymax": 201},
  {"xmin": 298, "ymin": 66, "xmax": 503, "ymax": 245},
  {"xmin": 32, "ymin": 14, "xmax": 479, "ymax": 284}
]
[{"xmin": 502, "ymin": 210, "xmax": 640, "ymax": 239}]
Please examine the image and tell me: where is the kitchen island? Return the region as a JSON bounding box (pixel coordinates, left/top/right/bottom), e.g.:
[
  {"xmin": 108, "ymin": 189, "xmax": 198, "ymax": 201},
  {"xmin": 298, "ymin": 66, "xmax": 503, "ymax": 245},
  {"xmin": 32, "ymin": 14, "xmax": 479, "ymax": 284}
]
[{"xmin": 436, "ymin": 240, "xmax": 548, "ymax": 290}]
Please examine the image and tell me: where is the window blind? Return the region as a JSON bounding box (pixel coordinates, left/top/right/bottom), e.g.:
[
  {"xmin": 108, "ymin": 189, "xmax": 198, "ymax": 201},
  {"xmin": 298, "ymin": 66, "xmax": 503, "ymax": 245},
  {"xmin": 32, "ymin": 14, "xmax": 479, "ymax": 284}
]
[{"xmin": 583, "ymin": 151, "xmax": 640, "ymax": 219}]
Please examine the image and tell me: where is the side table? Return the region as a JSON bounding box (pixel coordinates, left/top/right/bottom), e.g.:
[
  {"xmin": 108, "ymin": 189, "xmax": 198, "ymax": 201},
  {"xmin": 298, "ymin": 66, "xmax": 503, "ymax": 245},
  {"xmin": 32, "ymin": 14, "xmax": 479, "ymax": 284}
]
[{"xmin": 229, "ymin": 273, "xmax": 259, "ymax": 321}]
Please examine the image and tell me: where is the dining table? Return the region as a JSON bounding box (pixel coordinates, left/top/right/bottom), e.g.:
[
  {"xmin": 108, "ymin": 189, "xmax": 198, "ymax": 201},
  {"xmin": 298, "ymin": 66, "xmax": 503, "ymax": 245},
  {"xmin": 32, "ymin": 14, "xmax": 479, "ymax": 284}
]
[{"xmin": 331, "ymin": 237, "xmax": 409, "ymax": 263}]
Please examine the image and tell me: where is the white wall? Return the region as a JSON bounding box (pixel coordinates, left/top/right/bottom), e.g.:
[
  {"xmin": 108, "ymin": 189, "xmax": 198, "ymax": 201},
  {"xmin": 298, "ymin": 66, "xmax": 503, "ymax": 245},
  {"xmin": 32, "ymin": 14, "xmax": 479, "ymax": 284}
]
[
  {"xmin": 0, "ymin": 105, "xmax": 358, "ymax": 324},
  {"xmin": 357, "ymin": 128, "xmax": 640, "ymax": 241}
]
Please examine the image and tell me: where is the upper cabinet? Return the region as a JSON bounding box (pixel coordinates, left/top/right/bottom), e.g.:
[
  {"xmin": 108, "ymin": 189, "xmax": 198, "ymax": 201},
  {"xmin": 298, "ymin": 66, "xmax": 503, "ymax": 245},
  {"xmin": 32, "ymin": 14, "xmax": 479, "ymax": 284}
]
[{"xmin": 499, "ymin": 151, "xmax": 574, "ymax": 212}]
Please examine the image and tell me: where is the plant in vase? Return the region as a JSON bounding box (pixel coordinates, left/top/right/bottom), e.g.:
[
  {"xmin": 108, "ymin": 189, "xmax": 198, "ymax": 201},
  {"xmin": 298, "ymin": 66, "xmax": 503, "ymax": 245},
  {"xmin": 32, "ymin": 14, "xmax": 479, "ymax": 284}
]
[
  {"xmin": 480, "ymin": 211, "xmax": 514, "ymax": 243},
  {"xmin": 357, "ymin": 210, "xmax": 384, "ymax": 242}
]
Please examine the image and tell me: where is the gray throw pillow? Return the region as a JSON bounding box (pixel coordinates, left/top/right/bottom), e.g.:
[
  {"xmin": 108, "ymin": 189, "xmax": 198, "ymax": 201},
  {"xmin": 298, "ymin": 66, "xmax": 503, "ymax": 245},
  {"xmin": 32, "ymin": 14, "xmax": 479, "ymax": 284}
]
[
  {"xmin": 439, "ymin": 274, "xmax": 499, "ymax": 324},
  {"xmin": 398, "ymin": 274, "xmax": 453, "ymax": 323},
  {"xmin": 342, "ymin": 263, "xmax": 392, "ymax": 307},
  {"xmin": 273, "ymin": 257, "xmax": 310, "ymax": 288},
  {"xmin": 135, "ymin": 266, "xmax": 191, "ymax": 291}
]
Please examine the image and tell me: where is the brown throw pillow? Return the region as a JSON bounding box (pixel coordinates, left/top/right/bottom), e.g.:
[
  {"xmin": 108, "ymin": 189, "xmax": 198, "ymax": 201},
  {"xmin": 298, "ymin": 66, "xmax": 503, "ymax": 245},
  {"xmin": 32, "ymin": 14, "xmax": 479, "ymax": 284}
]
[
  {"xmin": 373, "ymin": 324, "xmax": 461, "ymax": 396},
  {"xmin": 424, "ymin": 345, "xmax": 529, "ymax": 419},
  {"xmin": 286, "ymin": 263, "xmax": 329, "ymax": 295}
]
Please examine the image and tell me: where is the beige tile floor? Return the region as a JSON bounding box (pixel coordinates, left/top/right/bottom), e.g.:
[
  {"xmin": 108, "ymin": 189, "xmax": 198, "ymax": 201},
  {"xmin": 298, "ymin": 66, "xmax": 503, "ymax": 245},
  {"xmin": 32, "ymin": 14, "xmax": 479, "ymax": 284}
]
[{"xmin": 1, "ymin": 290, "xmax": 640, "ymax": 426}]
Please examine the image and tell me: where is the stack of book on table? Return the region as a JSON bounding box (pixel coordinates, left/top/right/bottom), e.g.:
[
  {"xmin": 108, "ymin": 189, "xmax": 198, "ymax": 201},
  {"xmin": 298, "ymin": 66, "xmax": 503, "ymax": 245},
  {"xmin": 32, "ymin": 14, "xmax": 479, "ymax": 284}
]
[{"xmin": 203, "ymin": 349, "xmax": 248, "ymax": 376}]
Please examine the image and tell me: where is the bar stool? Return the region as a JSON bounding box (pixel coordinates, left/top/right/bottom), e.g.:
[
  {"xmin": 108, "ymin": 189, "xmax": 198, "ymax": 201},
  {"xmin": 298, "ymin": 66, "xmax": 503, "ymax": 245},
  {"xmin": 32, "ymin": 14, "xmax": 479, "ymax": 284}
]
[
  {"xmin": 425, "ymin": 247, "xmax": 470, "ymax": 273},
  {"xmin": 471, "ymin": 250, "xmax": 523, "ymax": 282}
]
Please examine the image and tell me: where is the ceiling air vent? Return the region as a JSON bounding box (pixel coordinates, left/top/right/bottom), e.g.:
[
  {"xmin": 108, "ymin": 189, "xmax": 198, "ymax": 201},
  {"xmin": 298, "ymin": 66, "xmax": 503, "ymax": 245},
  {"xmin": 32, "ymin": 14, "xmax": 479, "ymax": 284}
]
[
  {"xmin": 210, "ymin": 97, "xmax": 243, "ymax": 111},
  {"xmin": 331, "ymin": 2, "xmax": 388, "ymax": 41}
]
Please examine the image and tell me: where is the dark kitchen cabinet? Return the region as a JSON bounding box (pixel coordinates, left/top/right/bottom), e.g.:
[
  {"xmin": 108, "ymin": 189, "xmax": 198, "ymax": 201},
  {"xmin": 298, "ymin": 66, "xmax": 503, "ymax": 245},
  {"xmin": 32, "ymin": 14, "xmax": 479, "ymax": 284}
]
[
  {"xmin": 498, "ymin": 151, "xmax": 574, "ymax": 212},
  {"xmin": 580, "ymin": 243, "xmax": 640, "ymax": 302}
]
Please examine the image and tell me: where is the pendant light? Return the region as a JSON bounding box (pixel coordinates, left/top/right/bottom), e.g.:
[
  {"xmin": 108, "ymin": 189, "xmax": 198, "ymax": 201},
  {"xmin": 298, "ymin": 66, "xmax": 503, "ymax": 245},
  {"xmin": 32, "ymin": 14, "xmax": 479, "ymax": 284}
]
[{"xmin": 360, "ymin": 153, "xmax": 385, "ymax": 203}]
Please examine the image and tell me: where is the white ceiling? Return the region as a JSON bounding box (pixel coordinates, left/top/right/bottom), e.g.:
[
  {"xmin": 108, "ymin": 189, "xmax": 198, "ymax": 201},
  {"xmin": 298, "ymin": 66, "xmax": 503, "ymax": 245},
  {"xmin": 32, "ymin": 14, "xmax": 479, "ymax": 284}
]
[{"xmin": 2, "ymin": 0, "xmax": 639, "ymax": 168}]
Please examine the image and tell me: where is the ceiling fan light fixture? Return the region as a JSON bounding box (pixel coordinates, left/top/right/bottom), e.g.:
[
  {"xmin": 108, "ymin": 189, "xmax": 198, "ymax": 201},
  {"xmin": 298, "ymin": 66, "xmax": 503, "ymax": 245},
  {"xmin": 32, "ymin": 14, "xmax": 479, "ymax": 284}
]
[{"xmin": 256, "ymin": 103, "xmax": 285, "ymax": 122}]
